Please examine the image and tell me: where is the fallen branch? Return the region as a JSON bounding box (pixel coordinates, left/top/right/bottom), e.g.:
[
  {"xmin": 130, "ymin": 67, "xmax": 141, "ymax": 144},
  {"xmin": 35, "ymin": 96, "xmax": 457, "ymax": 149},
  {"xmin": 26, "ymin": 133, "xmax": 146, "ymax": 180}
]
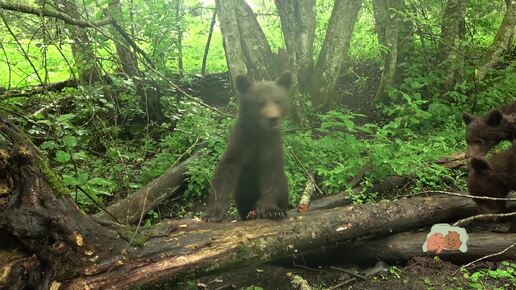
[
  {"xmin": 94, "ymin": 150, "xmax": 202, "ymax": 224},
  {"xmin": 0, "ymin": 79, "xmax": 78, "ymax": 100}
]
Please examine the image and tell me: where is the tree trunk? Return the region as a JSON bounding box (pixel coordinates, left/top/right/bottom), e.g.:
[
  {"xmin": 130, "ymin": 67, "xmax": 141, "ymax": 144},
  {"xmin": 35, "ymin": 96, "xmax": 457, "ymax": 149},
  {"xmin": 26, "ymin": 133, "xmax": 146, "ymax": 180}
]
[
  {"xmin": 309, "ymin": 0, "xmax": 363, "ymax": 112},
  {"xmin": 215, "ymin": 0, "xmax": 248, "ymax": 81},
  {"xmin": 215, "ymin": 0, "xmax": 278, "ymax": 83},
  {"xmin": 372, "ymin": 0, "xmax": 405, "ymax": 103},
  {"xmin": 175, "ymin": 0, "xmax": 184, "ymax": 76},
  {"xmin": 275, "ymin": 0, "xmax": 316, "ymax": 88},
  {"xmin": 439, "ymin": 0, "xmax": 467, "ymax": 91},
  {"xmin": 53, "ymin": 0, "xmax": 102, "ymax": 84},
  {"xmin": 476, "ymin": 0, "xmax": 516, "ymax": 81},
  {"xmin": 108, "ymin": 0, "xmax": 164, "ymax": 124},
  {"xmin": 201, "ymin": 10, "xmax": 217, "ymax": 77},
  {"xmin": 109, "ymin": 0, "xmax": 140, "ymax": 78}
]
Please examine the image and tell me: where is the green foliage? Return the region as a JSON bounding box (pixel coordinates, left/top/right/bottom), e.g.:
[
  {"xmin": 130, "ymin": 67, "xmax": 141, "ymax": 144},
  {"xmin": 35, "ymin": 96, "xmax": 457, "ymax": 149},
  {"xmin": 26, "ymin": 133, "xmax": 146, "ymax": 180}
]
[
  {"xmin": 0, "ymin": 0, "xmax": 512, "ymax": 223},
  {"xmin": 242, "ymin": 286, "xmax": 264, "ymax": 290},
  {"xmin": 463, "ymin": 261, "xmax": 516, "ymax": 289}
]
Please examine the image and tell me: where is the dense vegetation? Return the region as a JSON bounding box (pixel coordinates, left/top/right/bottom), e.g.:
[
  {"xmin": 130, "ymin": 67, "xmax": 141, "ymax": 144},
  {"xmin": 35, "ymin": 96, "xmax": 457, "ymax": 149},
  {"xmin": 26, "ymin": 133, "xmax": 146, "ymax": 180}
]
[
  {"xmin": 1, "ymin": 0, "xmax": 515, "ymax": 289},
  {"xmin": 1, "ymin": 0, "xmax": 514, "ymax": 223}
]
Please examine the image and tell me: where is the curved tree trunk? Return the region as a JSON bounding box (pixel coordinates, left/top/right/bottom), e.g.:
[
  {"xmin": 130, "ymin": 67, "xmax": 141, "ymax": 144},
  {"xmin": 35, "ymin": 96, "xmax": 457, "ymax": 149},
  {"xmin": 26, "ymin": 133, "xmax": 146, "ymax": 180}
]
[
  {"xmin": 215, "ymin": 0, "xmax": 248, "ymax": 80},
  {"xmin": 216, "ymin": 0, "xmax": 278, "ymax": 83},
  {"xmin": 476, "ymin": 0, "xmax": 516, "ymax": 81},
  {"xmin": 309, "ymin": 0, "xmax": 363, "ymax": 112}
]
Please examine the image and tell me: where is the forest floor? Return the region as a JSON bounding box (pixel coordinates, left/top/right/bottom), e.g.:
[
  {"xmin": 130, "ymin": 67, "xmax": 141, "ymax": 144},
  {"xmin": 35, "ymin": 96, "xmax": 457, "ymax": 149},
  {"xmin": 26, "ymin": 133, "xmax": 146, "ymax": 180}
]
[{"xmin": 185, "ymin": 257, "xmax": 515, "ymax": 290}]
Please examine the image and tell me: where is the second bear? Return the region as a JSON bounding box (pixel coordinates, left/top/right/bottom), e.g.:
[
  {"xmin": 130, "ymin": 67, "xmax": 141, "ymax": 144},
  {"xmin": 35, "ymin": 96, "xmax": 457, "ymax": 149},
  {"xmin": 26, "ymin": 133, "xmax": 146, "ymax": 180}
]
[
  {"xmin": 468, "ymin": 141, "xmax": 516, "ymax": 215},
  {"xmin": 463, "ymin": 101, "xmax": 516, "ymax": 157}
]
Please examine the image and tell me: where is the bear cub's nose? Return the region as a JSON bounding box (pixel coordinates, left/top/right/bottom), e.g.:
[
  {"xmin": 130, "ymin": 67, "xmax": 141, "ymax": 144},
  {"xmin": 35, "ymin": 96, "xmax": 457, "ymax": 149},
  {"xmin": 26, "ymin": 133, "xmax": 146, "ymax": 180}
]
[{"xmin": 269, "ymin": 117, "xmax": 279, "ymax": 127}]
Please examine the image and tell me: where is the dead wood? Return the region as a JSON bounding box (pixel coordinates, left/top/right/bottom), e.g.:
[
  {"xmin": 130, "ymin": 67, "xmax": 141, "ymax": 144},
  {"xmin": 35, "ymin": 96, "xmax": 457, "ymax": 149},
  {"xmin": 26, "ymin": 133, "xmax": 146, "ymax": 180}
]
[
  {"xmin": 60, "ymin": 195, "xmax": 476, "ymax": 289},
  {"xmin": 94, "ymin": 151, "xmax": 201, "ymax": 224},
  {"xmin": 305, "ymin": 175, "xmax": 410, "ymax": 212},
  {"xmin": 305, "ymin": 150, "xmax": 466, "ymax": 212},
  {"xmin": 0, "ymin": 79, "xmax": 78, "ymax": 100},
  {"xmin": 338, "ymin": 231, "xmax": 516, "ymax": 264}
]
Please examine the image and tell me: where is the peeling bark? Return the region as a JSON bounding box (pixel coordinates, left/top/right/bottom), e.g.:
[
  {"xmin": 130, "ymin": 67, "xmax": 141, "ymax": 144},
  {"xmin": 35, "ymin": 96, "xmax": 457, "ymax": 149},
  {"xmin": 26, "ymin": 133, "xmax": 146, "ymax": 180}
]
[{"xmin": 340, "ymin": 232, "xmax": 516, "ymax": 264}]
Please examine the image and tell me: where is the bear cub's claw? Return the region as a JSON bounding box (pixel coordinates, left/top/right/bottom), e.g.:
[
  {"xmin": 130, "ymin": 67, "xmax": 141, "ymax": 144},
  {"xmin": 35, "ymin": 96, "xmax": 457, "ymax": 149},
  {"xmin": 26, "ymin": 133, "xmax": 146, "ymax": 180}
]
[
  {"xmin": 202, "ymin": 208, "xmax": 225, "ymax": 222},
  {"xmin": 260, "ymin": 208, "xmax": 287, "ymax": 220}
]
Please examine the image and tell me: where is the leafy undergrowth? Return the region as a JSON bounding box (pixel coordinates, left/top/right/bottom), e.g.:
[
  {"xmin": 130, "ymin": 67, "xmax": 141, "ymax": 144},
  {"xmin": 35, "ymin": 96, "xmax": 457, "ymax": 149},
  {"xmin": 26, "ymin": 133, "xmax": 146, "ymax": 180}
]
[{"xmin": 155, "ymin": 258, "xmax": 515, "ymax": 290}]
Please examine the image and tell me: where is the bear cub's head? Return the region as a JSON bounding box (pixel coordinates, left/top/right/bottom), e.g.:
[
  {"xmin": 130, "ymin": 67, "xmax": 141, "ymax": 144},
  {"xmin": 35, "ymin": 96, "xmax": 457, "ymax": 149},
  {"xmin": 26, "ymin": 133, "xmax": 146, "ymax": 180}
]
[
  {"xmin": 467, "ymin": 142, "xmax": 516, "ymax": 214},
  {"xmin": 463, "ymin": 109, "xmax": 506, "ymax": 157},
  {"xmin": 235, "ymin": 72, "xmax": 294, "ymax": 130}
]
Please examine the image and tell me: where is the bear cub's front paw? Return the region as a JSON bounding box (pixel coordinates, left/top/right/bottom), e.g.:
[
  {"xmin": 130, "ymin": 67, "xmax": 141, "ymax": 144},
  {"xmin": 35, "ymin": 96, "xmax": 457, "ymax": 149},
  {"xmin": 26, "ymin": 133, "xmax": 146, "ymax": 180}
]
[{"xmin": 202, "ymin": 207, "xmax": 225, "ymax": 222}]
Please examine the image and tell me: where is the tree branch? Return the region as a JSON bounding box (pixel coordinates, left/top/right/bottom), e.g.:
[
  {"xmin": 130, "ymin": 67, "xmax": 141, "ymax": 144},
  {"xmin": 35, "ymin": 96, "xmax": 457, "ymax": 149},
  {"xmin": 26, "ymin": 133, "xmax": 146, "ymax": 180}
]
[{"xmin": 0, "ymin": 0, "xmax": 112, "ymax": 28}]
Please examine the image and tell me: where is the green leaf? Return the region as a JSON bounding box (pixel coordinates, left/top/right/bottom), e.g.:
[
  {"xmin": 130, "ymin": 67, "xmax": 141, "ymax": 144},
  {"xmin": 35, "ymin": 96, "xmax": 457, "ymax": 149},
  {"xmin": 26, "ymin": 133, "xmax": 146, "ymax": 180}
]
[
  {"xmin": 40, "ymin": 140, "xmax": 58, "ymax": 150},
  {"xmin": 63, "ymin": 136, "xmax": 78, "ymax": 148},
  {"xmin": 55, "ymin": 150, "xmax": 71, "ymax": 163}
]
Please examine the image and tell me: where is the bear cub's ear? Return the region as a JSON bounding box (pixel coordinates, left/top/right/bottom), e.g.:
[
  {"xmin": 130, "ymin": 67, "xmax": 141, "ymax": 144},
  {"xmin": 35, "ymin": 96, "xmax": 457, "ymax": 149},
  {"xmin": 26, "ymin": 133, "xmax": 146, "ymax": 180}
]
[
  {"xmin": 486, "ymin": 110, "xmax": 503, "ymax": 127},
  {"xmin": 462, "ymin": 112, "xmax": 475, "ymax": 125},
  {"xmin": 235, "ymin": 75, "xmax": 252, "ymax": 95},
  {"xmin": 276, "ymin": 71, "xmax": 294, "ymax": 90},
  {"xmin": 470, "ymin": 157, "xmax": 492, "ymax": 175}
]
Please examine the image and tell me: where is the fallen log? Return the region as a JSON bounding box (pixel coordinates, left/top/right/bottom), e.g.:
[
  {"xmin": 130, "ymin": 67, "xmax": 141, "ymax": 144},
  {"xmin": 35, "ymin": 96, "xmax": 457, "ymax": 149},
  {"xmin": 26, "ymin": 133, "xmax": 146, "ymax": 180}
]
[
  {"xmin": 61, "ymin": 195, "xmax": 477, "ymax": 289},
  {"xmin": 306, "ymin": 150, "xmax": 467, "ymax": 212},
  {"xmin": 0, "ymin": 79, "xmax": 78, "ymax": 100},
  {"xmin": 94, "ymin": 150, "xmax": 202, "ymax": 224},
  {"xmin": 338, "ymin": 231, "xmax": 516, "ymax": 264}
]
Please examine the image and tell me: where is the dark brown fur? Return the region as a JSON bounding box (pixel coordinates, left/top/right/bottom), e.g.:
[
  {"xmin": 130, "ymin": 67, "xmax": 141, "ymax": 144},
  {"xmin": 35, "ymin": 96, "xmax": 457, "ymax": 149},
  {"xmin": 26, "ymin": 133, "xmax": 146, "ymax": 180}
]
[
  {"xmin": 467, "ymin": 142, "xmax": 516, "ymax": 216},
  {"xmin": 204, "ymin": 72, "xmax": 294, "ymax": 222},
  {"xmin": 463, "ymin": 101, "xmax": 516, "ymax": 157}
]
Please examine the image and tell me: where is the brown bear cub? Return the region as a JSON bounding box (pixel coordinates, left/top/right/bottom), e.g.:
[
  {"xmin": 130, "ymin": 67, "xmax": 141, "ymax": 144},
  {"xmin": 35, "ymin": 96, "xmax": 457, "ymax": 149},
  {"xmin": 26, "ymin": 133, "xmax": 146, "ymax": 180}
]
[
  {"xmin": 463, "ymin": 101, "xmax": 516, "ymax": 158},
  {"xmin": 467, "ymin": 141, "xmax": 516, "ymax": 231},
  {"xmin": 204, "ymin": 72, "xmax": 294, "ymax": 222}
]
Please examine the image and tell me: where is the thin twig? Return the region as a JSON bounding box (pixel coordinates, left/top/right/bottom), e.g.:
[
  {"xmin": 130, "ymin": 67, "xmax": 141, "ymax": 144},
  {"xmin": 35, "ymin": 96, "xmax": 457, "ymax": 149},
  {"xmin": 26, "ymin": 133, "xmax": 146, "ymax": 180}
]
[
  {"xmin": 329, "ymin": 266, "xmax": 367, "ymax": 281},
  {"xmin": 286, "ymin": 142, "xmax": 324, "ymax": 196},
  {"xmin": 453, "ymin": 211, "xmax": 516, "ymax": 227},
  {"xmin": 328, "ymin": 278, "xmax": 357, "ymax": 289},
  {"xmin": 419, "ymin": 190, "xmax": 516, "ymax": 201},
  {"xmin": 76, "ymin": 185, "xmax": 120, "ymax": 223}
]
